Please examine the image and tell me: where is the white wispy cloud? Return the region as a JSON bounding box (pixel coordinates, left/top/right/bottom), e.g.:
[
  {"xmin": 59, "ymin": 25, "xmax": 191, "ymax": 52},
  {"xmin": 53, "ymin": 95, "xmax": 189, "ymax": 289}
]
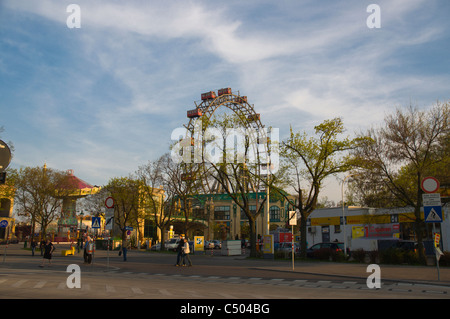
[{"xmin": 2, "ymin": 0, "xmax": 449, "ymax": 198}]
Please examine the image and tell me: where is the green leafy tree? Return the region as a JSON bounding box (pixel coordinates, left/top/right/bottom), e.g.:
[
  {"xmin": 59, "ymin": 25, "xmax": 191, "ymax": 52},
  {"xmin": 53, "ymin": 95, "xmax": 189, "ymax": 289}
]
[
  {"xmin": 276, "ymin": 118, "xmax": 360, "ymax": 257},
  {"xmin": 103, "ymin": 176, "xmax": 142, "ymax": 248},
  {"xmin": 15, "ymin": 166, "xmax": 75, "ymax": 239}
]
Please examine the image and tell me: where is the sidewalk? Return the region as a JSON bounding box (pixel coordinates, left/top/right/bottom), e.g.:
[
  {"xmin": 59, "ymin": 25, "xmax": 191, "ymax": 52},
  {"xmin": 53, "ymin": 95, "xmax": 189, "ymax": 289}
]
[{"xmin": 257, "ymin": 262, "xmax": 450, "ymax": 285}]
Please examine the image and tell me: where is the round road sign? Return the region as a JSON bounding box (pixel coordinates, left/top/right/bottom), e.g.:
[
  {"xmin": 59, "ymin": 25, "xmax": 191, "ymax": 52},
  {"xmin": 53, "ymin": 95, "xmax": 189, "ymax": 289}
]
[
  {"xmin": 0, "ymin": 140, "xmax": 12, "ymax": 171},
  {"xmin": 0, "ymin": 220, "xmax": 9, "ymax": 228},
  {"xmin": 105, "ymin": 197, "xmax": 115, "ymax": 208},
  {"xmin": 421, "ymin": 177, "xmax": 440, "ymax": 193}
]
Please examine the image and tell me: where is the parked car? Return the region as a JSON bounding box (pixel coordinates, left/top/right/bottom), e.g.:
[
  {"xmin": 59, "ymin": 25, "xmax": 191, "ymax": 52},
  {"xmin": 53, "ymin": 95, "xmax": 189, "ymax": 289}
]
[
  {"xmin": 165, "ymin": 238, "xmax": 182, "ymax": 251},
  {"xmin": 211, "ymin": 240, "xmax": 222, "ymax": 249},
  {"xmin": 276, "ymin": 242, "xmax": 300, "ymax": 257},
  {"xmin": 277, "ymin": 242, "xmax": 300, "ymax": 252},
  {"xmin": 204, "ymin": 241, "xmax": 214, "ymax": 249},
  {"xmin": 378, "ymin": 240, "xmax": 417, "ymax": 252},
  {"xmin": 306, "ymin": 242, "xmax": 344, "ymax": 258},
  {"xmin": 150, "ymin": 243, "xmax": 161, "ymax": 251}
]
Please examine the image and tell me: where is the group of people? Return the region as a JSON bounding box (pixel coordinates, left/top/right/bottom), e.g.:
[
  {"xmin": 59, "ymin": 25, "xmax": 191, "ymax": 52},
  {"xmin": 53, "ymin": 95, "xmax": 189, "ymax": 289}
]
[
  {"xmin": 31, "ymin": 236, "xmax": 192, "ymax": 267},
  {"xmin": 175, "ymin": 237, "xmax": 192, "ymax": 267},
  {"xmin": 31, "ymin": 236, "xmax": 95, "ymax": 267}
]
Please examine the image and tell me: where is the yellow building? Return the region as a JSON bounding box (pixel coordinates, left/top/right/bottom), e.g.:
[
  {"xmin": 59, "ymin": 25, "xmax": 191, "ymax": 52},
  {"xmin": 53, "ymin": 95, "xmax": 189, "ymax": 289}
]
[
  {"xmin": 0, "ymin": 184, "xmax": 15, "ymax": 242},
  {"xmin": 165, "ymin": 192, "xmax": 293, "ymax": 241}
]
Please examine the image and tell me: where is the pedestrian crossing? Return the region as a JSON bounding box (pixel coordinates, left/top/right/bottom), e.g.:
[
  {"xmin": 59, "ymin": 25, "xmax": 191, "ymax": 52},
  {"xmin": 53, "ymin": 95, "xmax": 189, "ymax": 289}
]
[{"xmin": 0, "ymin": 271, "xmax": 449, "ymax": 298}]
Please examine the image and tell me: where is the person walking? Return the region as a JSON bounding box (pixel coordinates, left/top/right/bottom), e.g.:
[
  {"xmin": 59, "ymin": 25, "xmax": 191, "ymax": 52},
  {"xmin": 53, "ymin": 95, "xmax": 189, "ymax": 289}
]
[
  {"xmin": 174, "ymin": 238, "xmax": 184, "ymax": 266},
  {"xmin": 31, "ymin": 240, "xmax": 37, "ymax": 257},
  {"xmin": 182, "ymin": 238, "xmax": 192, "ymax": 267},
  {"xmin": 83, "ymin": 236, "xmax": 90, "ymax": 263},
  {"xmin": 39, "ymin": 239, "xmax": 45, "ymax": 256},
  {"xmin": 39, "ymin": 239, "xmax": 55, "ymax": 267},
  {"xmin": 85, "ymin": 237, "xmax": 94, "ymax": 264},
  {"xmin": 120, "ymin": 239, "xmax": 129, "ymax": 261}
]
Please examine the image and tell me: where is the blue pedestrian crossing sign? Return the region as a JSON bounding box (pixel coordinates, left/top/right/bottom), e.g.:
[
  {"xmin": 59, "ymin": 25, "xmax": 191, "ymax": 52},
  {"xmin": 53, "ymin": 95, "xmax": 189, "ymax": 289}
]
[
  {"xmin": 91, "ymin": 217, "xmax": 101, "ymax": 229},
  {"xmin": 424, "ymin": 206, "xmax": 442, "ymax": 223}
]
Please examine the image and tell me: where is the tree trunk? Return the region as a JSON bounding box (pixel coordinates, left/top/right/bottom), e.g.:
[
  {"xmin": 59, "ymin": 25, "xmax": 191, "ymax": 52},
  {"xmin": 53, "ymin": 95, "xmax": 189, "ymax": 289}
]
[
  {"xmin": 248, "ymin": 218, "xmax": 258, "ymax": 257},
  {"xmin": 415, "ymin": 172, "xmax": 427, "ymax": 265},
  {"xmin": 299, "ymin": 211, "xmax": 307, "ymax": 258}
]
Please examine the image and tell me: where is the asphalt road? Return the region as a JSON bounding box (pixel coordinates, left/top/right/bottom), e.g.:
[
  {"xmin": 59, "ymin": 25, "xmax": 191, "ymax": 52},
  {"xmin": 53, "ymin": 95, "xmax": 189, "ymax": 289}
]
[{"xmin": 1, "ymin": 243, "xmax": 449, "ymax": 312}]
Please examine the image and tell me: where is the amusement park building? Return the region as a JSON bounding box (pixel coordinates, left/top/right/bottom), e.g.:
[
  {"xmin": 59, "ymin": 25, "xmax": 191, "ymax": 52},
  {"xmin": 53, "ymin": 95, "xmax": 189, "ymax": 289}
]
[
  {"xmin": 0, "ymin": 183, "xmax": 15, "ymax": 243},
  {"xmin": 306, "ymin": 204, "xmax": 450, "ymax": 253},
  {"xmin": 159, "ymin": 192, "xmax": 295, "ymax": 242}
]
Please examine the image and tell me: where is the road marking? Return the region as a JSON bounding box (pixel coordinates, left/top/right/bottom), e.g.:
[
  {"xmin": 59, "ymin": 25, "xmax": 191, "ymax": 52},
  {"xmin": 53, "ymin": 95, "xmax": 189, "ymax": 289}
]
[
  {"xmin": 12, "ymin": 280, "xmax": 27, "ymax": 288},
  {"xmin": 106, "ymin": 285, "xmax": 116, "ymax": 293},
  {"xmin": 131, "ymin": 287, "xmax": 144, "ymax": 294},
  {"xmin": 159, "ymin": 289, "xmax": 172, "ymax": 296},
  {"xmin": 34, "ymin": 281, "xmax": 47, "ymax": 289}
]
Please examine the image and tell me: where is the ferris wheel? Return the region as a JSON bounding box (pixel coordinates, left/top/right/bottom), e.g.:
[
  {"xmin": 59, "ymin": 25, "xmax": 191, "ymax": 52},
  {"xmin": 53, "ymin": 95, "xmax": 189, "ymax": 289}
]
[{"xmin": 180, "ymin": 88, "xmax": 273, "ymax": 193}]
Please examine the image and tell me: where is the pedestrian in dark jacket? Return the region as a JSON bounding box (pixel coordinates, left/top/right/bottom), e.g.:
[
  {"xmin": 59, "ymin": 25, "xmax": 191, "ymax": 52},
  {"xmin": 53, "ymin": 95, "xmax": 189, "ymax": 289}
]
[
  {"xmin": 174, "ymin": 239, "xmax": 184, "ymax": 266},
  {"xmin": 31, "ymin": 240, "xmax": 37, "ymax": 256},
  {"xmin": 39, "ymin": 239, "xmax": 55, "ymax": 267}
]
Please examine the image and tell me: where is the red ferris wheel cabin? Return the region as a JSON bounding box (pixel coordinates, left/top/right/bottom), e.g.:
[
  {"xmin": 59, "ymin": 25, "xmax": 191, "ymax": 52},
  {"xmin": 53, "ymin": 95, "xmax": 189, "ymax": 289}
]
[
  {"xmin": 218, "ymin": 88, "xmax": 232, "ymax": 96},
  {"xmin": 201, "ymin": 91, "xmax": 217, "ymax": 100},
  {"xmin": 187, "ymin": 108, "xmax": 202, "ymax": 118}
]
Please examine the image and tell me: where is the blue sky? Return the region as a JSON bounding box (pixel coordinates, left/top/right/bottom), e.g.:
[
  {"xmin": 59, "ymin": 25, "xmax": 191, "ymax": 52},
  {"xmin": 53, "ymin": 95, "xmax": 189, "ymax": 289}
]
[{"xmin": 1, "ymin": 0, "xmax": 449, "ymax": 202}]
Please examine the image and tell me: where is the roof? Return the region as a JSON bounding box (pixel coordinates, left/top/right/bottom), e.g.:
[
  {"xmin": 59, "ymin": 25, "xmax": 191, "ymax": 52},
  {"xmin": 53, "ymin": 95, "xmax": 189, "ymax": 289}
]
[{"xmin": 64, "ymin": 169, "xmax": 94, "ymax": 190}]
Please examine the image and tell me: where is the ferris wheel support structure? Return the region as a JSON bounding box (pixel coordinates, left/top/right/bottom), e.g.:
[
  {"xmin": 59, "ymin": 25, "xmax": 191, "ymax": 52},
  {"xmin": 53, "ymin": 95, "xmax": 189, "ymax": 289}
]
[{"xmin": 181, "ymin": 88, "xmax": 276, "ymax": 236}]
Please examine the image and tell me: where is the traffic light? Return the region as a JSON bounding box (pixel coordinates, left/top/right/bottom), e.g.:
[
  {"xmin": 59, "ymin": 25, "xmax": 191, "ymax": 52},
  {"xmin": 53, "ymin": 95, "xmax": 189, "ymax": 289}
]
[{"xmin": 0, "ymin": 172, "xmax": 6, "ymax": 185}]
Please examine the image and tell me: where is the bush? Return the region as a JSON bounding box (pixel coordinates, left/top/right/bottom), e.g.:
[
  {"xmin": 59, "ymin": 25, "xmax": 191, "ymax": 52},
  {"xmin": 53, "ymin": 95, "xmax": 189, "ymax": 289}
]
[
  {"xmin": 313, "ymin": 248, "xmax": 332, "ymax": 260},
  {"xmin": 331, "ymin": 250, "xmax": 345, "ymax": 262},
  {"xmin": 403, "ymin": 250, "xmax": 421, "ymax": 265},
  {"xmin": 379, "ymin": 248, "xmax": 403, "ymax": 264},
  {"xmin": 352, "ymin": 249, "xmax": 366, "ymax": 263},
  {"xmin": 379, "ymin": 248, "xmax": 422, "ymax": 265},
  {"xmin": 368, "ymin": 250, "xmax": 378, "ymax": 264},
  {"xmin": 439, "ymin": 251, "xmax": 450, "ymax": 266}
]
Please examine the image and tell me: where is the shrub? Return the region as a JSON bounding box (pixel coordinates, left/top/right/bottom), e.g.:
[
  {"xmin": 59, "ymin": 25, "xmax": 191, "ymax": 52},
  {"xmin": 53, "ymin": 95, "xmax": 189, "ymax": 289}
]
[
  {"xmin": 403, "ymin": 250, "xmax": 421, "ymax": 265},
  {"xmin": 331, "ymin": 250, "xmax": 345, "ymax": 262},
  {"xmin": 313, "ymin": 248, "xmax": 332, "ymax": 260},
  {"xmin": 352, "ymin": 249, "xmax": 366, "ymax": 263},
  {"xmin": 439, "ymin": 251, "xmax": 450, "ymax": 266},
  {"xmin": 368, "ymin": 250, "xmax": 378, "ymax": 264},
  {"xmin": 379, "ymin": 248, "xmax": 403, "ymax": 264}
]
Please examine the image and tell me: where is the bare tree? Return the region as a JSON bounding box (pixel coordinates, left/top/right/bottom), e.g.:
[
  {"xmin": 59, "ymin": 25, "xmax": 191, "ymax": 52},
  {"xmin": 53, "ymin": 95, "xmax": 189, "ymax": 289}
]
[
  {"xmin": 351, "ymin": 101, "xmax": 449, "ymax": 263},
  {"xmin": 137, "ymin": 154, "xmax": 179, "ymax": 250}
]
